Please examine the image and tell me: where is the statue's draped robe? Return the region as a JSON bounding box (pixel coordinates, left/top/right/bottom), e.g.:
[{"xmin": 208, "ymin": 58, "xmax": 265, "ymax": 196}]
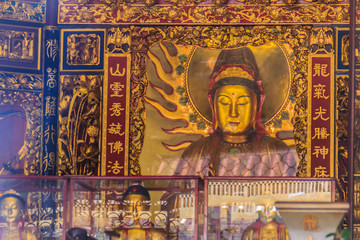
[
  {"xmin": 241, "ymin": 218, "xmax": 289, "ymax": 240},
  {"xmin": 175, "ymin": 133, "xmax": 297, "ymax": 176}
]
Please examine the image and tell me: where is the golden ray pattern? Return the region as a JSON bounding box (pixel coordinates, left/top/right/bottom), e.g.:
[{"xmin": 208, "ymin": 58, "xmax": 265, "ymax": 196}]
[{"xmin": 145, "ymin": 42, "xmax": 209, "ymax": 151}]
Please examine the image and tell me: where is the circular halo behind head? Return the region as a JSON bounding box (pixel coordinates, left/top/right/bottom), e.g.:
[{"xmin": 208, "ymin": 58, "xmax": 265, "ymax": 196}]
[{"xmin": 186, "ymin": 41, "xmax": 291, "ymax": 125}]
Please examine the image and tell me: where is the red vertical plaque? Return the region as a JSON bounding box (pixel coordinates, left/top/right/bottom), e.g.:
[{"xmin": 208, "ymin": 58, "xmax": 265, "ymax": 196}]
[
  {"xmin": 102, "ymin": 54, "xmax": 130, "ymax": 176},
  {"xmin": 308, "ymin": 54, "xmax": 334, "ymax": 177}
]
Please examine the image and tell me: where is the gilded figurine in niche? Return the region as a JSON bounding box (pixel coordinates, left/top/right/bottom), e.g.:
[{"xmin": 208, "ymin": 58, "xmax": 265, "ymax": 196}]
[
  {"xmin": 175, "ymin": 47, "xmax": 297, "ymax": 176},
  {"xmin": 106, "ymin": 185, "xmax": 167, "ymax": 240},
  {"xmin": 0, "ymin": 38, "xmax": 8, "ymax": 57},
  {"xmin": 341, "ymin": 34, "xmax": 360, "ymax": 66},
  {"xmin": 0, "ymin": 31, "xmax": 34, "ymax": 61},
  {"xmin": 0, "ymin": 189, "xmax": 36, "ymax": 240},
  {"xmin": 66, "ymin": 34, "xmax": 100, "ymax": 65}
]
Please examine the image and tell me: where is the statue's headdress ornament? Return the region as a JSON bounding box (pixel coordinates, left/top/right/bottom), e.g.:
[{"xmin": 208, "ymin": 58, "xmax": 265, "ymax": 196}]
[
  {"xmin": 0, "ymin": 189, "xmax": 26, "ymax": 206},
  {"xmin": 213, "ymin": 66, "xmax": 255, "ymax": 83},
  {"xmin": 123, "ymin": 185, "xmax": 150, "ymax": 200},
  {"xmin": 208, "ymin": 47, "xmax": 266, "ymax": 134}
]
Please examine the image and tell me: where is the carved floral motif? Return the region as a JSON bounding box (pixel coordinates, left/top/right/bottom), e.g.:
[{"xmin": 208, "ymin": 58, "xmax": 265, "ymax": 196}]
[
  {"xmin": 0, "ymin": 72, "xmax": 42, "ymax": 90},
  {"xmin": 336, "ymin": 75, "xmax": 360, "ymax": 222},
  {"xmin": 336, "ymin": 75, "xmax": 357, "ymax": 202},
  {"xmin": 58, "ymin": 75, "xmax": 102, "ymax": 176},
  {"xmin": 58, "ymin": 4, "xmax": 351, "ymax": 25},
  {"xmin": 0, "ymin": 0, "xmax": 46, "ymax": 23}
]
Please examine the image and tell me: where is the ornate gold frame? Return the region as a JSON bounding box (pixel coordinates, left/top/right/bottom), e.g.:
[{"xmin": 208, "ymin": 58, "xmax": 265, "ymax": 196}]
[{"xmin": 129, "ymin": 25, "xmax": 311, "ymax": 176}]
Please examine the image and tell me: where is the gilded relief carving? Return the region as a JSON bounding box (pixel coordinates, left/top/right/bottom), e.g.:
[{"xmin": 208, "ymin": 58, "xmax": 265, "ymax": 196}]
[
  {"xmin": 99, "ymin": 0, "xmax": 137, "ymax": 5},
  {"xmin": 336, "ymin": 75, "xmax": 350, "ymax": 201},
  {"xmin": 355, "ymin": 75, "xmax": 360, "ymax": 175},
  {"xmin": 0, "ymin": 72, "xmax": 42, "ymax": 90},
  {"xmin": 164, "ymin": 0, "xmax": 206, "ymax": 4},
  {"xmin": 58, "ymin": 75, "xmax": 102, "ymax": 176},
  {"xmin": 0, "ymin": 0, "xmax": 46, "ymax": 23},
  {"xmin": 58, "ymin": 4, "xmax": 350, "ymax": 24},
  {"xmin": 304, "ymin": 0, "xmax": 344, "ymax": 3},
  {"xmin": 66, "ymin": 34, "xmax": 100, "ymax": 65},
  {"xmin": 237, "ymin": 0, "xmax": 275, "ymax": 5},
  {"xmin": 355, "ymin": 177, "xmax": 360, "ymax": 223},
  {"xmin": 106, "ymin": 27, "xmax": 130, "ymax": 53},
  {"xmin": 310, "ymin": 27, "xmax": 333, "ymax": 53},
  {"xmin": 0, "ymin": 90, "xmax": 42, "ymax": 176},
  {"xmin": 336, "ymin": 74, "xmax": 360, "ymax": 202},
  {"xmin": 130, "ymin": 26, "xmax": 310, "ymax": 176},
  {"xmin": 0, "ymin": 33, "xmax": 8, "ymax": 58},
  {"xmin": 341, "ymin": 33, "xmax": 360, "ymax": 66},
  {"xmin": 0, "ymin": 30, "xmax": 35, "ymax": 61},
  {"xmin": 355, "ymin": 112, "xmax": 360, "ymax": 223},
  {"xmin": 0, "ymin": 72, "xmax": 42, "ymax": 176},
  {"xmin": 75, "ymin": 0, "xmax": 90, "ymax": 3}
]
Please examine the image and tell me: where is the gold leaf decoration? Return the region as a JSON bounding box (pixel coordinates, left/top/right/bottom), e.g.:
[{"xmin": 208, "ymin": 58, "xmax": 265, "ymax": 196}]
[{"xmin": 130, "ymin": 25, "xmax": 311, "ymax": 176}]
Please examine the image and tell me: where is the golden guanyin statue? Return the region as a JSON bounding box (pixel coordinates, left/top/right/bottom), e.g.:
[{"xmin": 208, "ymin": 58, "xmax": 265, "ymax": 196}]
[
  {"xmin": 0, "ymin": 189, "xmax": 36, "ymax": 240},
  {"xmin": 107, "ymin": 185, "xmax": 167, "ymax": 240},
  {"xmin": 241, "ymin": 206, "xmax": 289, "ymax": 240},
  {"xmin": 175, "ymin": 47, "xmax": 297, "ymax": 177}
]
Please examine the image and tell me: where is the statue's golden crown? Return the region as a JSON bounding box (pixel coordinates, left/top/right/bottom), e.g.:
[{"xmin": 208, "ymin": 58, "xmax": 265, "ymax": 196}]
[
  {"xmin": 215, "ymin": 67, "xmax": 255, "ymax": 83},
  {"xmin": 0, "ymin": 189, "xmax": 24, "ymax": 201}
]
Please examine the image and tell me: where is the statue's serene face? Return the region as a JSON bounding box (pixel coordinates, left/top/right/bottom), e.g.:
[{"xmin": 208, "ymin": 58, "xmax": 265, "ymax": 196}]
[
  {"xmin": 214, "ymin": 85, "xmax": 257, "ymax": 135},
  {"xmin": 123, "ymin": 194, "xmax": 149, "ymax": 217},
  {"xmin": 257, "ymin": 204, "xmax": 277, "ymax": 223},
  {"xmin": 0, "ymin": 197, "xmax": 23, "ymax": 223}
]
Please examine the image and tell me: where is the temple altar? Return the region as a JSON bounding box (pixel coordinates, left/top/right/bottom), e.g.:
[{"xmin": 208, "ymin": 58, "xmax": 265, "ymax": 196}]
[{"xmin": 0, "ymin": 0, "xmax": 358, "ymax": 239}]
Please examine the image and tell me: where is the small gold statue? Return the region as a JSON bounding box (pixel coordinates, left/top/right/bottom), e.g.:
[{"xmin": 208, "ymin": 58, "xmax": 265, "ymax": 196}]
[
  {"xmin": 106, "ymin": 185, "xmax": 167, "ymax": 240},
  {"xmin": 241, "ymin": 205, "xmax": 289, "ymax": 240},
  {"xmin": 0, "ymin": 189, "xmax": 36, "ymax": 240}
]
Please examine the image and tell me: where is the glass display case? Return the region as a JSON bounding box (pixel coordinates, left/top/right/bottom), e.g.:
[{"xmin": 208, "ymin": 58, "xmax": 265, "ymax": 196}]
[
  {"xmin": 68, "ymin": 176, "xmax": 203, "ymax": 240},
  {"xmin": 0, "ymin": 176, "xmax": 67, "ymax": 240},
  {"xmin": 0, "ymin": 175, "xmax": 340, "ymax": 239},
  {"xmin": 203, "ymin": 177, "xmax": 336, "ymax": 240}
]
